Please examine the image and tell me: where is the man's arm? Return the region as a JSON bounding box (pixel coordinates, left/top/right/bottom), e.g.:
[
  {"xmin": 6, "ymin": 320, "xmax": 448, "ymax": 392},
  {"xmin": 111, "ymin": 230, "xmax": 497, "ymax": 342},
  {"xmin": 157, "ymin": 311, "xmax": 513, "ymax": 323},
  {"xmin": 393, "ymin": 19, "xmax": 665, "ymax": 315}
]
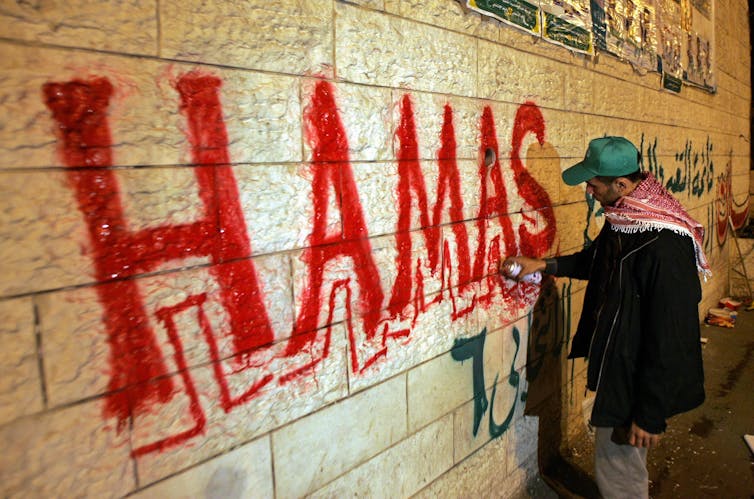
[{"xmin": 501, "ymin": 228, "xmax": 602, "ymax": 281}]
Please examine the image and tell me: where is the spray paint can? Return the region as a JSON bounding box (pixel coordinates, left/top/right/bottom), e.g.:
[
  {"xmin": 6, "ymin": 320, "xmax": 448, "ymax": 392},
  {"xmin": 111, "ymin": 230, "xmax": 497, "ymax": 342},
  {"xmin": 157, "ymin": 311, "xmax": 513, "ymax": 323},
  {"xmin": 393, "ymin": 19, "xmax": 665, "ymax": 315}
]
[{"xmin": 504, "ymin": 261, "xmax": 542, "ymax": 284}]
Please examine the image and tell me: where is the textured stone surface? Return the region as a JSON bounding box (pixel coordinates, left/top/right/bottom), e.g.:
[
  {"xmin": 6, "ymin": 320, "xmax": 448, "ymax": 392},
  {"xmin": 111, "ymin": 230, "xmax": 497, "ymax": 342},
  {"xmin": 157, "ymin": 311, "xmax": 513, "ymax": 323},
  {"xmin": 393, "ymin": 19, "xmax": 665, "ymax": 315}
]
[
  {"xmin": 311, "ymin": 414, "xmax": 453, "ymax": 497},
  {"xmin": 478, "ymin": 39, "xmax": 566, "ymax": 108},
  {"xmin": 37, "ymin": 286, "xmax": 110, "ymax": 407},
  {"xmin": 160, "ymin": 0, "xmax": 333, "ymax": 76},
  {"xmin": 416, "ymin": 419, "xmax": 533, "ymax": 498},
  {"xmin": 408, "ymin": 326, "xmax": 505, "ymax": 433},
  {"xmin": 0, "ymin": 298, "xmax": 41, "ymax": 426},
  {"xmin": 0, "ymin": 401, "xmax": 134, "ymax": 498},
  {"xmin": 0, "ymin": 0, "xmax": 157, "ymax": 54},
  {"xmin": 133, "ymin": 436, "xmax": 273, "ymax": 498},
  {"xmin": 273, "ymin": 375, "xmax": 407, "ymax": 498},
  {"xmin": 336, "ymin": 3, "xmax": 476, "ymax": 96},
  {"xmin": 0, "ymin": 171, "xmax": 93, "ymax": 295},
  {"xmin": 135, "ymin": 326, "xmax": 349, "ymax": 485}
]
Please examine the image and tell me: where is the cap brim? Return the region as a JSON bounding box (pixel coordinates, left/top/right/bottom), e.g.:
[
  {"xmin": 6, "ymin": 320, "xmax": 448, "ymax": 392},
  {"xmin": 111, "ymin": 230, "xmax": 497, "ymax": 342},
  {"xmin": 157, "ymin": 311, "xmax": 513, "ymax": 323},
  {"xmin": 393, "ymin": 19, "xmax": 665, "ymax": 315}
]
[{"xmin": 562, "ymin": 161, "xmax": 596, "ymax": 186}]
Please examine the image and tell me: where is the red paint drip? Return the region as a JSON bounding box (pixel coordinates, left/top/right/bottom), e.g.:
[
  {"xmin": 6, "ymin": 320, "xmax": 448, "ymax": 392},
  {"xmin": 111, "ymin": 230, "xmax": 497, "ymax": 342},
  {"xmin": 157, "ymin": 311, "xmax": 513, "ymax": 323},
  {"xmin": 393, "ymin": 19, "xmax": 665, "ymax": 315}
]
[
  {"xmin": 511, "ymin": 102, "xmax": 556, "ymax": 257},
  {"xmin": 286, "ymin": 81, "xmax": 384, "ymax": 369}
]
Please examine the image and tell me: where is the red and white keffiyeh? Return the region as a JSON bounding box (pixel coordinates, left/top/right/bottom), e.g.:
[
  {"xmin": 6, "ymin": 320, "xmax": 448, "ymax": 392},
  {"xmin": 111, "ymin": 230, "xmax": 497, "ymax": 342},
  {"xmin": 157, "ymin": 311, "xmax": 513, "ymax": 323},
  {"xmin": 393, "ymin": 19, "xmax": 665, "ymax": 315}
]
[{"xmin": 604, "ymin": 172, "xmax": 712, "ymax": 279}]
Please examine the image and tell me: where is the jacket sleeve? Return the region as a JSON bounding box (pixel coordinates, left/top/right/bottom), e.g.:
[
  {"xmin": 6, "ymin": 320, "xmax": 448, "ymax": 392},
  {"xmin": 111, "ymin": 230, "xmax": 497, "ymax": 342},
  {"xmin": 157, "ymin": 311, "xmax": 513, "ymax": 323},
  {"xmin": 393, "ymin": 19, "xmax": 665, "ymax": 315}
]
[
  {"xmin": 632, "ymin": 231, "xmax": 702, "ymax": 434},
  {"xmin": 550, "ymin": 227, "xmax": 603, "ymax": 280}
]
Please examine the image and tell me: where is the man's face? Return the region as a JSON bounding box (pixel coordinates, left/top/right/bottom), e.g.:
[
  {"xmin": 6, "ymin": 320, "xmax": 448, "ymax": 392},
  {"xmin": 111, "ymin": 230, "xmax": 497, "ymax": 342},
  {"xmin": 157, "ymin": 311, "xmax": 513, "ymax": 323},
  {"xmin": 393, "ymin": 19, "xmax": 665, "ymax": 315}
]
[{"xmin": 585, "ymin": 177, "xmax": 622, "ymax": 206}]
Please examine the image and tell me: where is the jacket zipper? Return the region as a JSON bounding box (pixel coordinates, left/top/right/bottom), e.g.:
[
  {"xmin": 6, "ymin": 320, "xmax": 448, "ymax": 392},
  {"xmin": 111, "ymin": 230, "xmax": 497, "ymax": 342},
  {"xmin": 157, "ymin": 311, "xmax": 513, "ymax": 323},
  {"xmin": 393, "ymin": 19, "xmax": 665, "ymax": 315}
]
[{"xmin": 589, "ymin": 234, "xmax": 659, "ymax": 408}]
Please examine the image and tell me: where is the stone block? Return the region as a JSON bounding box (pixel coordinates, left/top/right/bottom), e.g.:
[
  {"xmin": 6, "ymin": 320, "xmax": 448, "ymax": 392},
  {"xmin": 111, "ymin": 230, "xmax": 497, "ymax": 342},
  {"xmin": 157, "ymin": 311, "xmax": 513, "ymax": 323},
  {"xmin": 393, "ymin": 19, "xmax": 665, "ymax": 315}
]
[
  {"xmin": 0, "ymin": 401, "xmax": 134, "ymax": 498},
  {"xmin": 0, "ymin": 0, "xmax": 157, "ymax": 55},
  {"xmin": 237, "ymin": 163, "xmax": 338, "ymax": 255},
  {"xmin": 0, "ymin": 45, "xmax": 301, "ymax": 169},
  {"xmin": 408, "ymin": 327, "xmax": 503, "ymax": 433},
  {"xmin": 310, "ymin": 414, "xmax": 453, "ymax": 498},
  {"xmin": 507, "ymin": 414, "xmax": 539, "ymax": 474},
  {"xmin": 344, "ymin": 284, "xmax": 480, "ymax": 395},
  {"xmin": 552, "ymin": 202, "xmax": 594, "ymax": 256},
  {"xmin": 272, "ymin": 374, "xmax": 407, "ymax": 498},
  {"xmin": 385, "ymin": 0, "xmax": 499, "ymax": 41},
  {"xmin": 0, "ymin": 297, "xmax": 42, "ymax": 426},
  {"xmin": 160, "ymin": 0, "xmax": 333, "ymax": 76},
  {"xmin": 416, "ymin": 418, "xmax": 524, "ymax": 498},
  {"xmin": 40, "ymin": 253, "xmax": 295, "ymax": 407},
  {"xmin": 135, "ymin": 325, "xmax": 348, "ymax": 485},
  {"xmin": 133, "ymin": 436, "xmax": 273, "ymax": 498},
  {"xmin": 393, "ymin": 91, "xmax": 497, "ymax": 164},
  {"xmin": 351, "ymin": 161, "xmax": 401, "ymax": 238},
  {"xmin": 590, "ymin": 77, "xmax": 642, "ymax": 120},
  {"xmin": 478, "ymin": 39, "xmax": 566, "ymax": 109},
  {"xmin": 454, "ymin": 365, "xmax": 526, "ymax": 463},
  {"xmin": 336, "ymin": 3, "xmax": 476, "ymax": 96},
  {"xmin": 564, "ymin": 65, "xmax": 595, "ymax": 114},
  {"xmin": 0, "ymin": 171, "xmax": 93, "ymax": 295}
]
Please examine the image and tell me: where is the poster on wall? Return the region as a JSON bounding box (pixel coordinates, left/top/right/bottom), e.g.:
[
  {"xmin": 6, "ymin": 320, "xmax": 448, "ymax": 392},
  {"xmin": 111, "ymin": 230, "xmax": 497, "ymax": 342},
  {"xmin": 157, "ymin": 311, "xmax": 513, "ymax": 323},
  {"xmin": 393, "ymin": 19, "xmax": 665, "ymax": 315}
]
[
  {"xmin": 593, "ymin": 0, "xmax": 657, "ymax": 70},
  {"xmin": 684, "ymin": 31, "xmax": 714, "ymax": 88},
  {"xmin": 657, "ymin": 0, "xmax": 684, "ymax": 92},
  {"xmin": 590, "ymin": 0, "xmax": 607, "ymax": 51},
  {"xmin": 540, "ymin": 0, "xmax": 594, "ymax": 53},
  {"xmin": 590, "ymin": 0, "xmax": 626, "ymax": 58},
  {"xmin": 625, "ymin": 0, "xmax": 657, "ymax": 71},
  {"xmin": 467, "ymin": 0, "xmax": 541, "ymax": 35},
  {"xmin": 682, "ymin": 0, "xmax": 715, "ymax": 90}
]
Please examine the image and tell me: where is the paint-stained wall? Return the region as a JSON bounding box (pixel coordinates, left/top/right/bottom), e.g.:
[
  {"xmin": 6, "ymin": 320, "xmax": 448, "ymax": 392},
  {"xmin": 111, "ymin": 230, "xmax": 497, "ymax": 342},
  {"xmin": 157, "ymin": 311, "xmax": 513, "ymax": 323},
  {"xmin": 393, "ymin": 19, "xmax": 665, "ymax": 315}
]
[{"xmin": 0, "ymin": 0, "xmax": 749, "ymax": 497}]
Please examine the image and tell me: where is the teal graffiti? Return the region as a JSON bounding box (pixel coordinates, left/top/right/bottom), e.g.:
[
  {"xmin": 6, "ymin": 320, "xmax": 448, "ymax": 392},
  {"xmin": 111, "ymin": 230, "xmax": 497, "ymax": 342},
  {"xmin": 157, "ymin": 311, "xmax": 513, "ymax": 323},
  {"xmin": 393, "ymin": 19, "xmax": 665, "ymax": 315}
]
[
  {"xmin": 451, "ymin": 329, "xmax": 488, "ymax": 436},
  {"xmin": 583, "ymin": 193, "xmax": 603, "ymax": 247},
  {"xmin": 489, "ymin": 327, "xmax": 521, "ymax": 438},
  {"xmin": 641, "ymin": 134, "xmax": 714, "ymax": 198},
  {"xmin": 452, "ymin": 326, "xmax": 522, "ymax": 439}
]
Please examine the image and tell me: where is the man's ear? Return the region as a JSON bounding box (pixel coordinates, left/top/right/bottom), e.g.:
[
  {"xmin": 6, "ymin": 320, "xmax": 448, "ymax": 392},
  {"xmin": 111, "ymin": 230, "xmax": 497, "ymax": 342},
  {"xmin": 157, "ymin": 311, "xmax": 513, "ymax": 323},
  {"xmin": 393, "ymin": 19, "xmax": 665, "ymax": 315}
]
[{"xmin": 614, "ymin": 177, "xmax": 630, "ymax": 193}]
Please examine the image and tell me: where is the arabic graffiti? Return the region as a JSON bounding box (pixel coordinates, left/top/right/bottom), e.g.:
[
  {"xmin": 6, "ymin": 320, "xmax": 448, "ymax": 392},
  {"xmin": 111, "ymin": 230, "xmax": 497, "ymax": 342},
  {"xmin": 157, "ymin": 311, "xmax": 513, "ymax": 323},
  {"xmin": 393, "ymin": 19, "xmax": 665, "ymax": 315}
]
[
  {"xmin": 641, "ymin": 135, "xmax": 715, "ymax": 198},
  {"xmin": 450, "ymin": 326, "xmax": 523, "ymax": 439},
  {"xmin": 636, "ymin": 135, "xmax": 748, "ymax": 244}
]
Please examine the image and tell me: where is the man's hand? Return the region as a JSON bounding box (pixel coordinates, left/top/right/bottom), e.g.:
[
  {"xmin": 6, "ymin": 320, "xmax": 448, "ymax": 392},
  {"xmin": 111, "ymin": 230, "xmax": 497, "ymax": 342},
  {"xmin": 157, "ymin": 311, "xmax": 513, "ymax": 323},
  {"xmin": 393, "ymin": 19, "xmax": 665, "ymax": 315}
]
[
  {"xmin": 499, "ymin": 256, "xmax": 546, "ymax": 280},
  {"xmin": 628, "ymin": 422, "xmax": 661, "ymax": 448}
]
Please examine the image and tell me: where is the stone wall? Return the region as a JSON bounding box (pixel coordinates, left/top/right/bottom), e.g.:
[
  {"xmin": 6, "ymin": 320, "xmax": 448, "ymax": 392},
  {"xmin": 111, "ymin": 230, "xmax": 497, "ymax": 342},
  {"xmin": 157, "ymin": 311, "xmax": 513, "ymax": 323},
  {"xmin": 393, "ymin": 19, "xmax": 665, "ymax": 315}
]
[{"xmin": 0, "ymin": 0, "xmax": 750, "ymax": 497}]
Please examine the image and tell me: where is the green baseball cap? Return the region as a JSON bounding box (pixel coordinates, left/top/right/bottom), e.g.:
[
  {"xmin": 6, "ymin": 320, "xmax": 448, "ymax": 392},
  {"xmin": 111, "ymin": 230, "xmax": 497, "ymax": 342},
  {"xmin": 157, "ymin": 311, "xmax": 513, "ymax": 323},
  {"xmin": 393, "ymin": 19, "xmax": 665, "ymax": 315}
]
[{"xmin": 562, "ymin": 136, "xmax": 640, "ymax": 186}]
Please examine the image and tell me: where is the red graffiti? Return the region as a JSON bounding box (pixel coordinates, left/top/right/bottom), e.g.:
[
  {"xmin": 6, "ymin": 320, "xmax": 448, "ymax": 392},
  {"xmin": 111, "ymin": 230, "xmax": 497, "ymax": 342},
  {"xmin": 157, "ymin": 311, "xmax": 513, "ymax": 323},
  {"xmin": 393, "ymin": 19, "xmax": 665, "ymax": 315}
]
[
  {"xmin": 474, "ymin": 106, "xmax": 518, "ymax": 305},
  {"xmin": 44, "ymin": 78, "xmax": 174, "ymax": 433},
  {"xmin": 44, "ymin": 73, "xmax": 277, "ymax": 455},
  {"xmin": 43, "ymin": 74, "xmax": 557, "ymax": 455},
  {"xmin": 715, "ymin": 156, "xmax": 749, "ymax": 244},
  {"xmin": 510, "ymin": 102, "xmax": 556, "ymax": 257},
  {"xmin": 283, "ymin": 81, "xmax": 385, "ymax": 374},
  {"xmin": 390, "ymin": 95, "xmax": 439, "ymax": 317}
]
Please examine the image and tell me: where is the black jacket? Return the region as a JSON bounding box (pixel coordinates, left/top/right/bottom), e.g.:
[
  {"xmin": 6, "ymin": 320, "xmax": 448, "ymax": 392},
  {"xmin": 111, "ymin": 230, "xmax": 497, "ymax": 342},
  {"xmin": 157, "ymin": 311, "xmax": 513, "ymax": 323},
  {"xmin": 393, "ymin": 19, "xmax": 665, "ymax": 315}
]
[{"xmin": 552, "ymin": 224, "xmax": 705, "ymax": 433}]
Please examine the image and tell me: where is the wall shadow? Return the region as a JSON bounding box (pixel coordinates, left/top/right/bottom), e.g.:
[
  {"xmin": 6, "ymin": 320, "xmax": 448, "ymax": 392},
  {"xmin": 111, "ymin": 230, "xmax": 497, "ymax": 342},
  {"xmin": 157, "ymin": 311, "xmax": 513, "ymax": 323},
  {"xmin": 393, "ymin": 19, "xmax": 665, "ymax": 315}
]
[{"xmin": 524, "ymin": 276, "xmax": 600, "ymax": 498}]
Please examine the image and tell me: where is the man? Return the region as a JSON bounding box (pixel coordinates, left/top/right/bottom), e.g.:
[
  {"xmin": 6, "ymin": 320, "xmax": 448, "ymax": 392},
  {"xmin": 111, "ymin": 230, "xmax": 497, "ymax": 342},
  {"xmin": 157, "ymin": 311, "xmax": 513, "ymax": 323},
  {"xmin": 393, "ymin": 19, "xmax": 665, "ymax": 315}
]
[{"xmin": 502, "ymin": 136, "xmax": 707, "ymax": 498}]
